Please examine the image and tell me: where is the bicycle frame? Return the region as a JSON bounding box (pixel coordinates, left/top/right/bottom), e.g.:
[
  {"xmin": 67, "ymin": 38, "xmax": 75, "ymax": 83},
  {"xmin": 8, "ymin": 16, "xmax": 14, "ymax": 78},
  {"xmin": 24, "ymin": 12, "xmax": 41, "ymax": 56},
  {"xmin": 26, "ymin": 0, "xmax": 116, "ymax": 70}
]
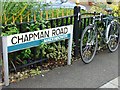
[{"xmin": 92, "ymin": 13, "xmax": 115, "ymax": 44}]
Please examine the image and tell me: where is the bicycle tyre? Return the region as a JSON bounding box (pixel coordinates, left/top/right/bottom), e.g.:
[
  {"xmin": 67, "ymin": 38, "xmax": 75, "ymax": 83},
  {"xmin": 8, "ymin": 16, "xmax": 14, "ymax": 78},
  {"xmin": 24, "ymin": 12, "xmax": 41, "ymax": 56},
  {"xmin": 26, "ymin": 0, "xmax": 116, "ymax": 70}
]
[
  {"xmin": 107, "ymin": 21, "xmax": 119, "ymax": 52},
  {"xmin": 80, "ymin": 25, "xmax": 98, "ymax": 64}
]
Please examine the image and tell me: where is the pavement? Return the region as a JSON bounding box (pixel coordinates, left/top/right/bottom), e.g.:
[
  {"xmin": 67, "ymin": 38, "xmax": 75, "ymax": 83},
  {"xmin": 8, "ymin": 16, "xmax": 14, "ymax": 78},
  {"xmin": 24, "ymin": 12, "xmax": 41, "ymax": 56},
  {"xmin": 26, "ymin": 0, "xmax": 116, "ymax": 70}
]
[
  {"xmin": 100, "ymin": 76, "xmax": 119, "ymax": 88},
  {"xmin": 1, "ymin": 49, "xmax": 118, "ymax": 88}
]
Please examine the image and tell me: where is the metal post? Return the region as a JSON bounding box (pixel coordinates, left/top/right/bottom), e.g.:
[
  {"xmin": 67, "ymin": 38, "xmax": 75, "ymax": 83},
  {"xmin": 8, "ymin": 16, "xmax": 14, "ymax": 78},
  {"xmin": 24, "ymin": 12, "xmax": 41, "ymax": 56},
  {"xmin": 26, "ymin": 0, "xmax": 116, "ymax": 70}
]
[
  {"xmin": 2, "ymin": 37, "xmax": 9, "ymax": 86},
  {"xmin": 73, "ymin": 6, "xmax": 80, "ymax": 57}
]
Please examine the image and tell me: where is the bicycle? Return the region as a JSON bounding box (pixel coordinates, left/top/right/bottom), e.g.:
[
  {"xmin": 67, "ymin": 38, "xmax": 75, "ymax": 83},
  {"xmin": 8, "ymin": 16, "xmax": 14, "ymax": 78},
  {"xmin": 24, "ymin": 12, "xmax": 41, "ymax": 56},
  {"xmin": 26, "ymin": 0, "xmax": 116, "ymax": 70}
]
[{"xmin": 80, "ymin": 10, "xmax": 120, "ymax": 64}]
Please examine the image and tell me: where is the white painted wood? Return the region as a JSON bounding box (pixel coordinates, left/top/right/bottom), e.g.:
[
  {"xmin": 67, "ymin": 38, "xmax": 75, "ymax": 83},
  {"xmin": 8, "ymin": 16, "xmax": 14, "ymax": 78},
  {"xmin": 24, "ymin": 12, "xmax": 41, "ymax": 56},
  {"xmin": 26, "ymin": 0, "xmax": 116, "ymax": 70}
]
[
  {"xmin": 67, "ymin": 25, "xmax": 73, "ymax": 65},
  {"xmin": 2, "ymin": 37, "xmax": 9, "ymax": 86}
]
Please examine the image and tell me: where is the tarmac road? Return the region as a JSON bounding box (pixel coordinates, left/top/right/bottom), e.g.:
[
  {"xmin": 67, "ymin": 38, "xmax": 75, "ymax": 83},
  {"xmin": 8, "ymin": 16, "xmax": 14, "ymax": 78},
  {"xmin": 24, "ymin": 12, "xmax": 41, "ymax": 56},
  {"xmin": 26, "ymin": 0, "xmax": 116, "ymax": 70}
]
[{"xmin": 3, "ymin": 49, "xmax": 118, "ymax": 88}]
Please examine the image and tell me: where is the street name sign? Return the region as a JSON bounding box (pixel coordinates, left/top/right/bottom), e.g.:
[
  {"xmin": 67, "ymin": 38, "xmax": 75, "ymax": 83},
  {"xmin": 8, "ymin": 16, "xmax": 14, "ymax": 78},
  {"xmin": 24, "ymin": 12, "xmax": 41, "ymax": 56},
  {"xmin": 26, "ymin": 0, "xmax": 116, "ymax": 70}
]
[{"xmin": 1, "ymin": 25, "xmax": 73, "ymax": 86}]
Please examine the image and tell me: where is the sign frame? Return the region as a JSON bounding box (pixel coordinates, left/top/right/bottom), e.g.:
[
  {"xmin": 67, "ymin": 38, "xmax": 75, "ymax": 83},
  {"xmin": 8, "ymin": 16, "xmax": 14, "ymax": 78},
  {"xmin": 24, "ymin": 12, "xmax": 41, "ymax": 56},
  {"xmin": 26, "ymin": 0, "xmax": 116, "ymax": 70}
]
[{"xmin": 2, "ymin": 25, "xmax": 73, "ymax": 86}]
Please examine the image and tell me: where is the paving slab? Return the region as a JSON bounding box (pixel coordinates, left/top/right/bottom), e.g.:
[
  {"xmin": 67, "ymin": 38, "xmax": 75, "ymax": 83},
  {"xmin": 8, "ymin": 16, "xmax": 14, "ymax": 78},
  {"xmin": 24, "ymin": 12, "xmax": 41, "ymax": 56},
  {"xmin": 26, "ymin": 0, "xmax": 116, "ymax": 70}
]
[
  {"xmin": 110, "ymin": 77, "xmax": 119, "ymax": 86},
  {"xmin": 100, "ymin": 77, "xmax": 119, "ymax": 88},
  {"xmin": 100, "ymin": 82, "xmax": 118, "ymax": 88}
]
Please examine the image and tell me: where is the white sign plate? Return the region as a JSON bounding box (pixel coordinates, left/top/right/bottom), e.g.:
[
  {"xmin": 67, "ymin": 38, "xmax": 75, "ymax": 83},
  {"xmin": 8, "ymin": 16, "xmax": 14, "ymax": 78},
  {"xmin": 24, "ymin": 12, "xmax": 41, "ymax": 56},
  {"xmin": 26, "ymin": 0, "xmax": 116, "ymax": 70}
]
[{"xmin": 6, "ymin": 25, "xmax": 73, "ymax": 53}]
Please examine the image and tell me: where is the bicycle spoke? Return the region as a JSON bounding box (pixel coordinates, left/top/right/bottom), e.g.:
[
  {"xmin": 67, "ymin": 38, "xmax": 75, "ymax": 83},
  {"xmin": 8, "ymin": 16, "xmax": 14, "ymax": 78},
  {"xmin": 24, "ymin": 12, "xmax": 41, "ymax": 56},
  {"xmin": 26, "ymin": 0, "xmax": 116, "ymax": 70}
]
[
  {"xmin": 107, "ymin": 21, "xmax": 119, "ymax": 52},
  {"xmin": 80, "ymin": 25, "xmax": 97, "ymax": 64}
]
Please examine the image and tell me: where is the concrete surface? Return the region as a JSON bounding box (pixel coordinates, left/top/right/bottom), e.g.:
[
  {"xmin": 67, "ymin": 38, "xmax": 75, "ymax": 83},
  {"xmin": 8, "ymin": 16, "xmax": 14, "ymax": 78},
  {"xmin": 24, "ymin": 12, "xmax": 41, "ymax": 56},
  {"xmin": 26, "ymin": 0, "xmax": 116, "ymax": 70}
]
[
  {"xmin": 100, "ymin": 77, "xmax": 119, "ymax": 88},
  {"xmin": 2, "ymin": 49, "xmax": 118, "ymax": 88}
]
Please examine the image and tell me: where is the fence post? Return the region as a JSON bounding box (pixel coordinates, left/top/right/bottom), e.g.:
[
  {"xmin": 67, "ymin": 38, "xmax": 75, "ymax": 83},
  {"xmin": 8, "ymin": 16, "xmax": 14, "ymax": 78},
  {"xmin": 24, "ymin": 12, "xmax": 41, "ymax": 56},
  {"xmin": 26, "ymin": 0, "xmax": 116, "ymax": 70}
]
[{"xmin": 73, "ymin": 6, "xmax": 80, "ymax": 57}]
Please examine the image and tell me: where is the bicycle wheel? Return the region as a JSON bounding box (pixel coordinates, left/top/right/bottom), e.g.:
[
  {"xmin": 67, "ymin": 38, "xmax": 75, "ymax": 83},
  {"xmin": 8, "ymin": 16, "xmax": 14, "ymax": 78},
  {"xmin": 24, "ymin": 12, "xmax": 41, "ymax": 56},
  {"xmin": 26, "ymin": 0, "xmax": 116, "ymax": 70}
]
[
  {"xmin": 107, "ymin": 21, "xmax": 119, "ymax": 52},
  {"xmin": 80, "ymin": 25, "xmax": 98, "ymax": 64}
]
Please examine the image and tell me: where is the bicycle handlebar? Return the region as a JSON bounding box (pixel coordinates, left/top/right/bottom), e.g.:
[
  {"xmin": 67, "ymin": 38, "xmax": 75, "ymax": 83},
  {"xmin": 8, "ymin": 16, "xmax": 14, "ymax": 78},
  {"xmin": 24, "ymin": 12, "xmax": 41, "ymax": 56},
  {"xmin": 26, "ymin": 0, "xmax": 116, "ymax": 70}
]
[{"xmin": 81, "ymin": 12, "xmax": 101, "ymax": 16}]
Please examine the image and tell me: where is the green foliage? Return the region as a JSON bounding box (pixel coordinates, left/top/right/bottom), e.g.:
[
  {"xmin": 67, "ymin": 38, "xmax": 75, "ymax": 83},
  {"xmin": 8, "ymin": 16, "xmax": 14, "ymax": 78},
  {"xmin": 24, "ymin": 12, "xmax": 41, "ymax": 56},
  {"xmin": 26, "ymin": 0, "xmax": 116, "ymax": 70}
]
[
  {"xmin": 21, "ymin": 49, "xmax": 31, "ymax": 59},
  {"xmin": 108, "ymin": 4, "xmax": 119, "ymax": 17},
  {"xmin": 29, "ymin": 20, "xmax": 48, "ymax": 31},
  {"xmin": 2, "ymin": 0, "xmax": 86, "ymax": 24},
  {"xmin": 35, "ymin": 42, "xmax": 48, "ymax": 58},
  {"xmin": 9, "ymin": 66, "xmax": 49, "ymax": 83},
  {"xmin": 30, "ymin": 67, "xmax": 41, "ymax": 76},
  {"xmin": 37, "ymin": 41, "xmax": 68, "ymax": 61},
  {"xmin": 2, "ymin": 1, "xmax": 42, "ymax": 24},
  {"xmin": 1, "ymin": 24, "xmax": 19, "ymax": 36},
  {"xmin": 8, "ymin": 48, "xmax": 32, "ymax": 66},
  {"xmin": 89, "ymin": 2, "xmax": 120, "ymax": 17},
  {"xmin": 119, "ymin": 2, "xmax": 120, "ymax": 17},
  {"xmin": 46, "ymin": 42, "xmax": 68, "ymax": 61},
  {"xmin": 88, "ymin": 3, "xmax": 107, "ymax": 14}
]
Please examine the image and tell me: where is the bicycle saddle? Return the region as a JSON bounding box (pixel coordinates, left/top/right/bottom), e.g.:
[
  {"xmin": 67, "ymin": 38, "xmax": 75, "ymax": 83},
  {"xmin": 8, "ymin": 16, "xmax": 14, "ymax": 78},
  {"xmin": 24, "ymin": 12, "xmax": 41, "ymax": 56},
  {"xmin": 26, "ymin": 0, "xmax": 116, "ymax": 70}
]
[{"xmin": 105, "ymin": 8, "xmax": 113, "ymax": 12}]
